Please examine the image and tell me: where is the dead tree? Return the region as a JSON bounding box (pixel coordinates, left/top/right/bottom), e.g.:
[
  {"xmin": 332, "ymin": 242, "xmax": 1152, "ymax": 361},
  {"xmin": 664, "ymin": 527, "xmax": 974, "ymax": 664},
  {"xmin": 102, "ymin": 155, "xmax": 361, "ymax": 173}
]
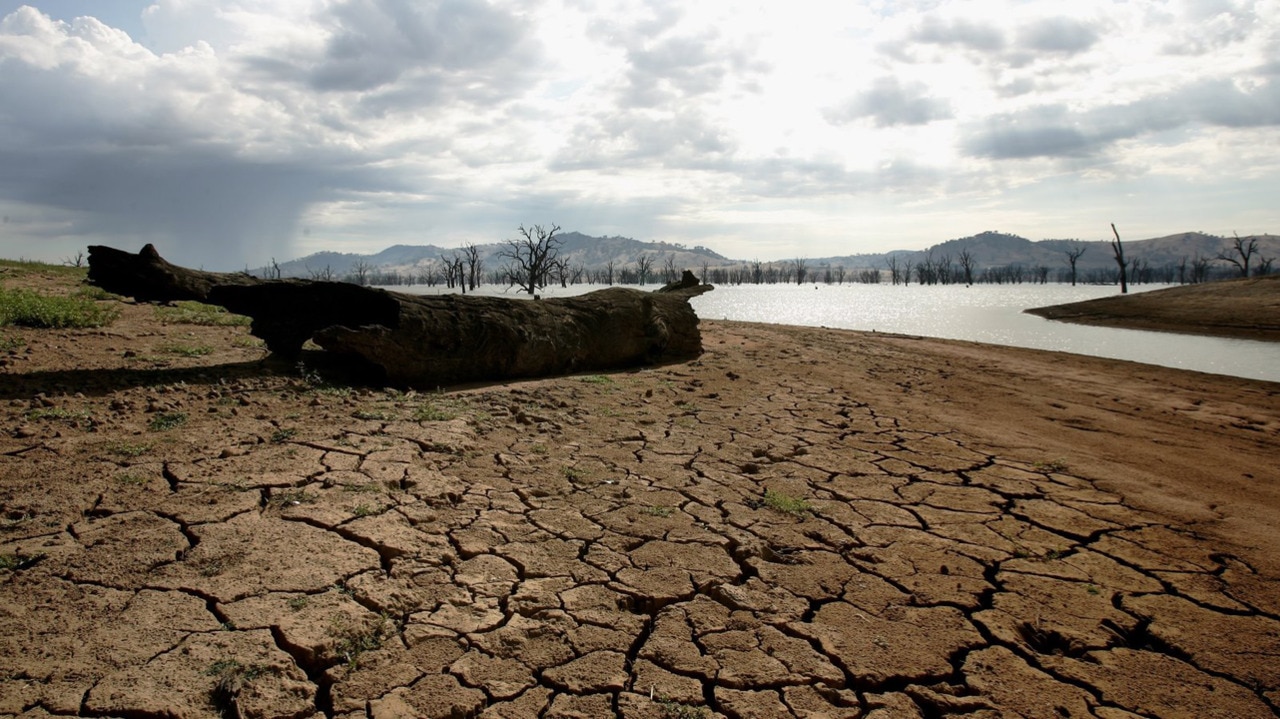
[
  {"xmin": 86, "ymin": 245, "xmax": 713, "ymax": 387},
  {"xmin": 500, "ymin": 224, "xmax": 562, "ymax": 295},
  {"xmin": 1110, "ymin": 223, "xmax": 1128, "ymax": 294},
  {"xmin": 790, "ymin": 258, "xmax": 808, "ymax": 285},
  {"xmin": 956, "ymin": 250, "xmax": 975, "ymax": 286},
  {"xmin": 1217, "ymin": 233, "xmax": 1258, "ymax": 278},
  {"xmin": 1063, "ymin": 243, "xmax": 1087, "ymax": 286},
  {"xmin": 462, "ymin": 243, "xmax": 483, "ymax": 291}
]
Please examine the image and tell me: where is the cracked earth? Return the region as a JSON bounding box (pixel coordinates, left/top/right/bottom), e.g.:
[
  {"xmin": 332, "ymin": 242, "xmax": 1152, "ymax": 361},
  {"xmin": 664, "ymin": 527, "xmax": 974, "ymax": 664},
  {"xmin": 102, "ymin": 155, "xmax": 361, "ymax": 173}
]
[{"xmin": 2, "ymin": 288, "xmax": 1279, "ymax": 718}]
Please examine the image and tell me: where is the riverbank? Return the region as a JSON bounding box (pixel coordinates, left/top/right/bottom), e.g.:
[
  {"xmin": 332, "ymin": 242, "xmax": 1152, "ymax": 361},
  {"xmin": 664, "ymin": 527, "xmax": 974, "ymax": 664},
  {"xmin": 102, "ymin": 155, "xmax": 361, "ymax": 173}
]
[
  {"xmin": 1027, "ymin": 274, "xmax": 1280, "ymax": 341},
  {"xmin": 2, "ymin": 269, "xmax": 1278, "ymax": 717}
]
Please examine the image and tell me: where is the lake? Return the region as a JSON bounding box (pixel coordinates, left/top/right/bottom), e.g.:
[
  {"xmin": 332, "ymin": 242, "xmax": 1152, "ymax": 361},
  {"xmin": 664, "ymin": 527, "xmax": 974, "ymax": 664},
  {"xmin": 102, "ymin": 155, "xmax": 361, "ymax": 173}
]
[{"xmin": 393, "ymin": 282, "xmax": 1280, "ymax": 383}]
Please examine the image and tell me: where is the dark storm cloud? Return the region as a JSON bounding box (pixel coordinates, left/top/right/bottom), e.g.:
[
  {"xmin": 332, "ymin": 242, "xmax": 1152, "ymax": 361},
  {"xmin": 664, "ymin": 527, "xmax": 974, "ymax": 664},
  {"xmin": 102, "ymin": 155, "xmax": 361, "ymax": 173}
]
[
  {"xmin": 0, "ymin": 2, "xmax": 548, "ymax": 268},
  {"xmin": 0, "ymin": 146, "xmax": 395, "ymax": 269},
  {"xmin": 961, "ymin": 77, "xmax": 1280, "ymax": 160},
  {"xmin": 243, "ymin": 0, "xmax": 540, "ymax": 110},
  {"xmin": 824, "ymin": 76, "xmax": 952, "ymax": 127}
]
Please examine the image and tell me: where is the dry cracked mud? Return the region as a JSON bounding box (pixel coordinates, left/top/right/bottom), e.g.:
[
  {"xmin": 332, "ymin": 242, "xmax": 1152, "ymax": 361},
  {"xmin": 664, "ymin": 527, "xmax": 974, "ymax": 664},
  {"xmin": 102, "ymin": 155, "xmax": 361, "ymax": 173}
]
[{"xmin": 2, "ymin": 279, "xmax": 1279, "ymax": 718}]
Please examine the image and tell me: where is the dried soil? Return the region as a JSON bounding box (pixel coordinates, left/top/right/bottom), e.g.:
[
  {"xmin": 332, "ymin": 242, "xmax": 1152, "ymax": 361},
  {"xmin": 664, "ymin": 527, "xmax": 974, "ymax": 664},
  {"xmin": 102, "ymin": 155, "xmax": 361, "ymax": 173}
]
[
  {"xmin": 1027, "ymin": 273, "xmax": 1280, "ymax": 341},
  {"xmin": 2, "ymin": 272, "xmax": 1279, "ymax": 718}
]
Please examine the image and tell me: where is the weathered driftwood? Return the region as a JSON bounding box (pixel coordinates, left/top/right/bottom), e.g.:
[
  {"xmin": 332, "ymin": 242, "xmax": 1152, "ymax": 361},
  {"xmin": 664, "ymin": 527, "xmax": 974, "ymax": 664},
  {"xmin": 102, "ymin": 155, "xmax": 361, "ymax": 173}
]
[{"xmin": 87, "ymin": 244, "xmax": 713, "ymax": 386}]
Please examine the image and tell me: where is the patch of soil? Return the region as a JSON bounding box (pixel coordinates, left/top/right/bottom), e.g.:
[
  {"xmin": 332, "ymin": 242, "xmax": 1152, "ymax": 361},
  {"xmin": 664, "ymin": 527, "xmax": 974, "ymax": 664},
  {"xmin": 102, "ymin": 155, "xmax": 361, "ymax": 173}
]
[
  {"xmin": 2, "ymin": 270, "xmax": 1279, "ymax": 718},
  {"xmin": 1027, "ymin": 273, "xmax": 1280, "ymax": 341}
]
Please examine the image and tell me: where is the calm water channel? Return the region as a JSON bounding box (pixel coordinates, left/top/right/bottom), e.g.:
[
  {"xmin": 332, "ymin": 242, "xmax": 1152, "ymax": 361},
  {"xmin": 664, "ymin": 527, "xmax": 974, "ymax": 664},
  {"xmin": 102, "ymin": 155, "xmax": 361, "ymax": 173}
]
[{"xmin": 396, "ymin": 283, "xmax": 1279, "ymax": 383}]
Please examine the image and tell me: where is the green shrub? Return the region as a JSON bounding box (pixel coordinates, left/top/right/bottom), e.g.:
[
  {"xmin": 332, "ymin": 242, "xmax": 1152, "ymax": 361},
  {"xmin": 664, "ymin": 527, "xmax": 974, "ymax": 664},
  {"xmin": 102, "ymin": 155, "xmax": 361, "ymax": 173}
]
[{"xmin": 0, "ymin": 286, "xmax": 118, "ymax": 328}]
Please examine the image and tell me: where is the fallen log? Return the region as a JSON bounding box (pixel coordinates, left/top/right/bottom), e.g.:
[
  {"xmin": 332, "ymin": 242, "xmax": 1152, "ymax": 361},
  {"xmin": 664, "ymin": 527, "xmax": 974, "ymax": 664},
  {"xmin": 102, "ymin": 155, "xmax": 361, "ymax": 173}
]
[{"xmin": 87, "ymin": 244, "xmax": 713, "ymax": 387}]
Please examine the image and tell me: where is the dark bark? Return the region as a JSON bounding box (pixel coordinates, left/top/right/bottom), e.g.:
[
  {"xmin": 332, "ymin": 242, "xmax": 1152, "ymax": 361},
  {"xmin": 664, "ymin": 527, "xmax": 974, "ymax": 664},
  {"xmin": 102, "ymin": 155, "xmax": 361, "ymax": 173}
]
[{"xmin": 87, "ymin": 245, "xmax": 713, "ymax": 387}]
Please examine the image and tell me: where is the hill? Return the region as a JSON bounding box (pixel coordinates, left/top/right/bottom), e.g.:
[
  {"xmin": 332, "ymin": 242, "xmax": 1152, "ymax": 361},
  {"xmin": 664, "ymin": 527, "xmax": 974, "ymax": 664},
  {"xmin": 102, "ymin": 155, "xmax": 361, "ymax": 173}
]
[
  {"xmin": 266, "ymin": 230, "xmax": 1280, "ymax": 282},
  {"xmin": 273, "ymin": 232, "xmax": 729, "ymax": 281}
]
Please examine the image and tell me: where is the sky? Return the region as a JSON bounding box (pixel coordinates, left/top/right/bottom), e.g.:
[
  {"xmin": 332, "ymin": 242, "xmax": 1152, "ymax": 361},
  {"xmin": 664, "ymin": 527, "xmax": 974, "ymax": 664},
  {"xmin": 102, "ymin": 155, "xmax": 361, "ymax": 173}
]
[{"xmin": 0, "ymin": 1, "xmax": 1278, "ymax": 270}]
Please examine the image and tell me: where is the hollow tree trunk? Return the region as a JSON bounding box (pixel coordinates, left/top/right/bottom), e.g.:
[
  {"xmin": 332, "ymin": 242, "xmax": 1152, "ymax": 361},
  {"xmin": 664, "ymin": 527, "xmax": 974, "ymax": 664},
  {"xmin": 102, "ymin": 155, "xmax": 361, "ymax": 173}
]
[{"xmin": 87, "ymin": 244, "xmax": 713, "ymax": 387}]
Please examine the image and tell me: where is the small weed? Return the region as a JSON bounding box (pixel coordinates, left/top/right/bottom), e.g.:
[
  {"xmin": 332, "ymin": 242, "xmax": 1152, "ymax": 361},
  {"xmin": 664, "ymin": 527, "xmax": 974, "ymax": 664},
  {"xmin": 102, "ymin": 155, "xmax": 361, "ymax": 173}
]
[
  {"xmin": 159, "ymin": 343, "xmax": 213, "ymax": 358},
  {"xmin": 233, "ymin": 336, "xmax": 265, "ymax": 349},
  {"xmin": 763, "ymin": 489, "xmax": 811, "ymax": 517},
  {"xmin": 351, "ymin": 503, "xmax": 383, "ymax": 518},
  {"xmin": 26, "ymin": 407, "xmax": 92, "ymax": 424},
  {"xmin": 1033, "ymin": 459, "xmax": 1069, "ymax": 473},
  {"xmin": 413, "ymin": 403, "xmax": 455, "ymax": 422},
  {"xmin": 155, "ymin": 301, "xmax": 251, "ymax": 327},
  {"xmin": 0, "ymin": 552, "xmax": 45, "ymax": 571},
  {"xmin": 561, "ymin": 466, "xmax": 585, "ymax": 481},
  {"xmin": 0, "ymin": 334, "xmax": 23, "ymax": 351},
  {"xmin": 115, "ymin": 473, "xmax": 149, "ymax": 486},
  {"xmin": 148, "ymin": 412, "xmax": 188, "ymax": 432},
  {"xmin": 270, "ymin": 428, "xmax": 297, "ymax": 444},
  {"xmin": 205, "ymin": 659, "xmax": 266, "ymax": 716},
  {"xmin": 332, "ymin": 613, "xmax": 391, "ymax": 669},
  {"xmin": 641, "ymin": 505, "xmax": 673, "ymax": 518},
  {"xmin": 0, "ymin": 511, "xmax": 34, "ymax": 531},
  {"xmin": 353, "ymin": 408, "xmax": 394, "ymax": 421},
  {"xmin": 0, "ymin": 286, "xmax": 119, "ymax": 328},
  {"xmin": 106, "ymin": 441, "xmax": 152, "ymax": 457},
  {"xmin": 267, "ymin": 488, "xmax": 314, "ymax": 509},
  {"xmin": 1041, "ymin": 549, "xmax": 1065, "ymax": 561},
  {"xmin": 287, "ymin": 596, "xmax": 310, "ymax": 611},
  {"xmin": 657, "ymin": 698, "xmax": 708, "ymax": 719},
  {"xmin": 530, "ymin": 443, "xmax": 549, "ymax": 455},
  {"xmin": 578, "ymin": 374, "xmax": 614, "ymax": 385},
  {"xmin": 1086, "ymin": 585, "xmax": 1101, "ymax": 595}
]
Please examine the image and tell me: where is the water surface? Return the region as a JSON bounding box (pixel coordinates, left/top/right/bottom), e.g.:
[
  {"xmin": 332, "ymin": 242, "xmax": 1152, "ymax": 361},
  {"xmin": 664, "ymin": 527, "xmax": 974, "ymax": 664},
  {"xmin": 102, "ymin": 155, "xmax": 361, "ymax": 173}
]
[{"xmin": 394, "ymin": 282, "xmax": 1280, "ymax": 382}]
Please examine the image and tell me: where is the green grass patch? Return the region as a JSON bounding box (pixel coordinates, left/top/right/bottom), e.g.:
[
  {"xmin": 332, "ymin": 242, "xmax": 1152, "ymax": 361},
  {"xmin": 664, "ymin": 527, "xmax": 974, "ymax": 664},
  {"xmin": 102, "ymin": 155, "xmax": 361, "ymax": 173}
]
[
  {"xmin": 0, "ymin": 333, "xmax": 23, "ymax": 351},
  {"xmin": 270, "ymin": 428, "xmax": 297, "ymax": 444},
  {"xmin": 656, "ymin": 698, "xmax": 708, "ymax": 719},
  {"xmin": 155, "ymin": 301, "xmax": 251, "ymax": 327},
  {"xmin": 578, "ymin": 374, "xmax": 615, "ymax": 385},
  {"xmin": 0, "ymin": 258, "xmax": 87, "ymax": 278},
  {"xmin": 763, "ymin": 489, "xmax": 811, "ymax": 517},
  {"xmin": 159, "ymin": 342, "xmax": 213, "ymax": 357},
  {"xmin": 267, "ymin": 488, "xmax": 314, "ymax": 509},
  {"xmin": 0, "ymin": 286, "xmax": 118, "ymax": 328},
  {"xmin": 26, "ymin": 407, "xmax": 92, "ymax": 422},
  {"xmin": 148, "ymin": 412, "xmax": 187, "ymax": 432},
  {"xmin": 105, "ymin": 441, "xmax": 152, "ymax": 457},
  {"xmin": 0, "ymin": 552, "xmax": 45, "ymax": 571},
  {"xmin": 413, "ymin": 402, "xmax": 456, "ymax": 422},
  {"xmin": 353, "ymin": 408, "xmax": 394, "ymax": 421},
  {"xmin": 640, "ymin": 505, "xmax": 673, "ymax": 518}
]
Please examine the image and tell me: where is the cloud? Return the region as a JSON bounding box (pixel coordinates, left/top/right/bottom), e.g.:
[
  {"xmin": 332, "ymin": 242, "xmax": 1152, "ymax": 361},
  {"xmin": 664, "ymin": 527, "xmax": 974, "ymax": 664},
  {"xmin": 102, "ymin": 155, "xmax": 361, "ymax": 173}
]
[
  {"xmin": 961, "ymin": 77, "xmax": 1280, "ymax": 160},
  {"xmin": 0, "ymin": 6, "xmax": 397, "ymax": 266},
  {"xmin": 911, "ymin": 16, "xmax": 1005, "ymax": 52},
  {"xmin": 824, "ymin": 77, "xmax": 952, "ymax": 127},
  {"xmin": 1017, "ymin": 16, "xmax": 1099, "ymax": 54}
]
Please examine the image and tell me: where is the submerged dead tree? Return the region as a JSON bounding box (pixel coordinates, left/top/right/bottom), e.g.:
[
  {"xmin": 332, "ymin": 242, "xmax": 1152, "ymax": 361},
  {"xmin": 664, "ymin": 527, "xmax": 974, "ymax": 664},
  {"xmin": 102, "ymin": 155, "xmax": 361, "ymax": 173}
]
[{"xmin": 87, "ymin": 244, "xmax": 713, "ymax": 387}]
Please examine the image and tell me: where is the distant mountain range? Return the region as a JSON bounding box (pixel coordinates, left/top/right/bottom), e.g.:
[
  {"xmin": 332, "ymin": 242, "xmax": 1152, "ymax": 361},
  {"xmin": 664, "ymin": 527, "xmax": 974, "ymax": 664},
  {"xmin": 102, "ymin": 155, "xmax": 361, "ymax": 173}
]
[{"xmin": 267, "ymin": 230, "xmax": 1280, "ymax": 280}]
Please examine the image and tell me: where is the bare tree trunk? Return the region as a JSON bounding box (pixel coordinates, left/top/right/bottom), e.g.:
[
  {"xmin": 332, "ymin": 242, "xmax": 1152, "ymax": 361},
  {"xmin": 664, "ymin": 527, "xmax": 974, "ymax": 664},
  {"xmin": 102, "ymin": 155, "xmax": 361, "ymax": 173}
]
[
  {"xmin": 1111, "ymin": 223, "xmax": 1129, "ymax": 294},
  {"xmin": 87, "ymin": 245, "xmax": 713, "ymax": 387}
]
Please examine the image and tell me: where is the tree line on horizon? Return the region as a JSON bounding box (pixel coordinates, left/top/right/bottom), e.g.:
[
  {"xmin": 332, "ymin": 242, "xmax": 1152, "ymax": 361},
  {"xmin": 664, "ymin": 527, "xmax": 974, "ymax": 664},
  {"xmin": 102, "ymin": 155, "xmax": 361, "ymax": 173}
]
[{"xmin": 259, "ymin": 229, "xmax": 1276, "ymax": 292}]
